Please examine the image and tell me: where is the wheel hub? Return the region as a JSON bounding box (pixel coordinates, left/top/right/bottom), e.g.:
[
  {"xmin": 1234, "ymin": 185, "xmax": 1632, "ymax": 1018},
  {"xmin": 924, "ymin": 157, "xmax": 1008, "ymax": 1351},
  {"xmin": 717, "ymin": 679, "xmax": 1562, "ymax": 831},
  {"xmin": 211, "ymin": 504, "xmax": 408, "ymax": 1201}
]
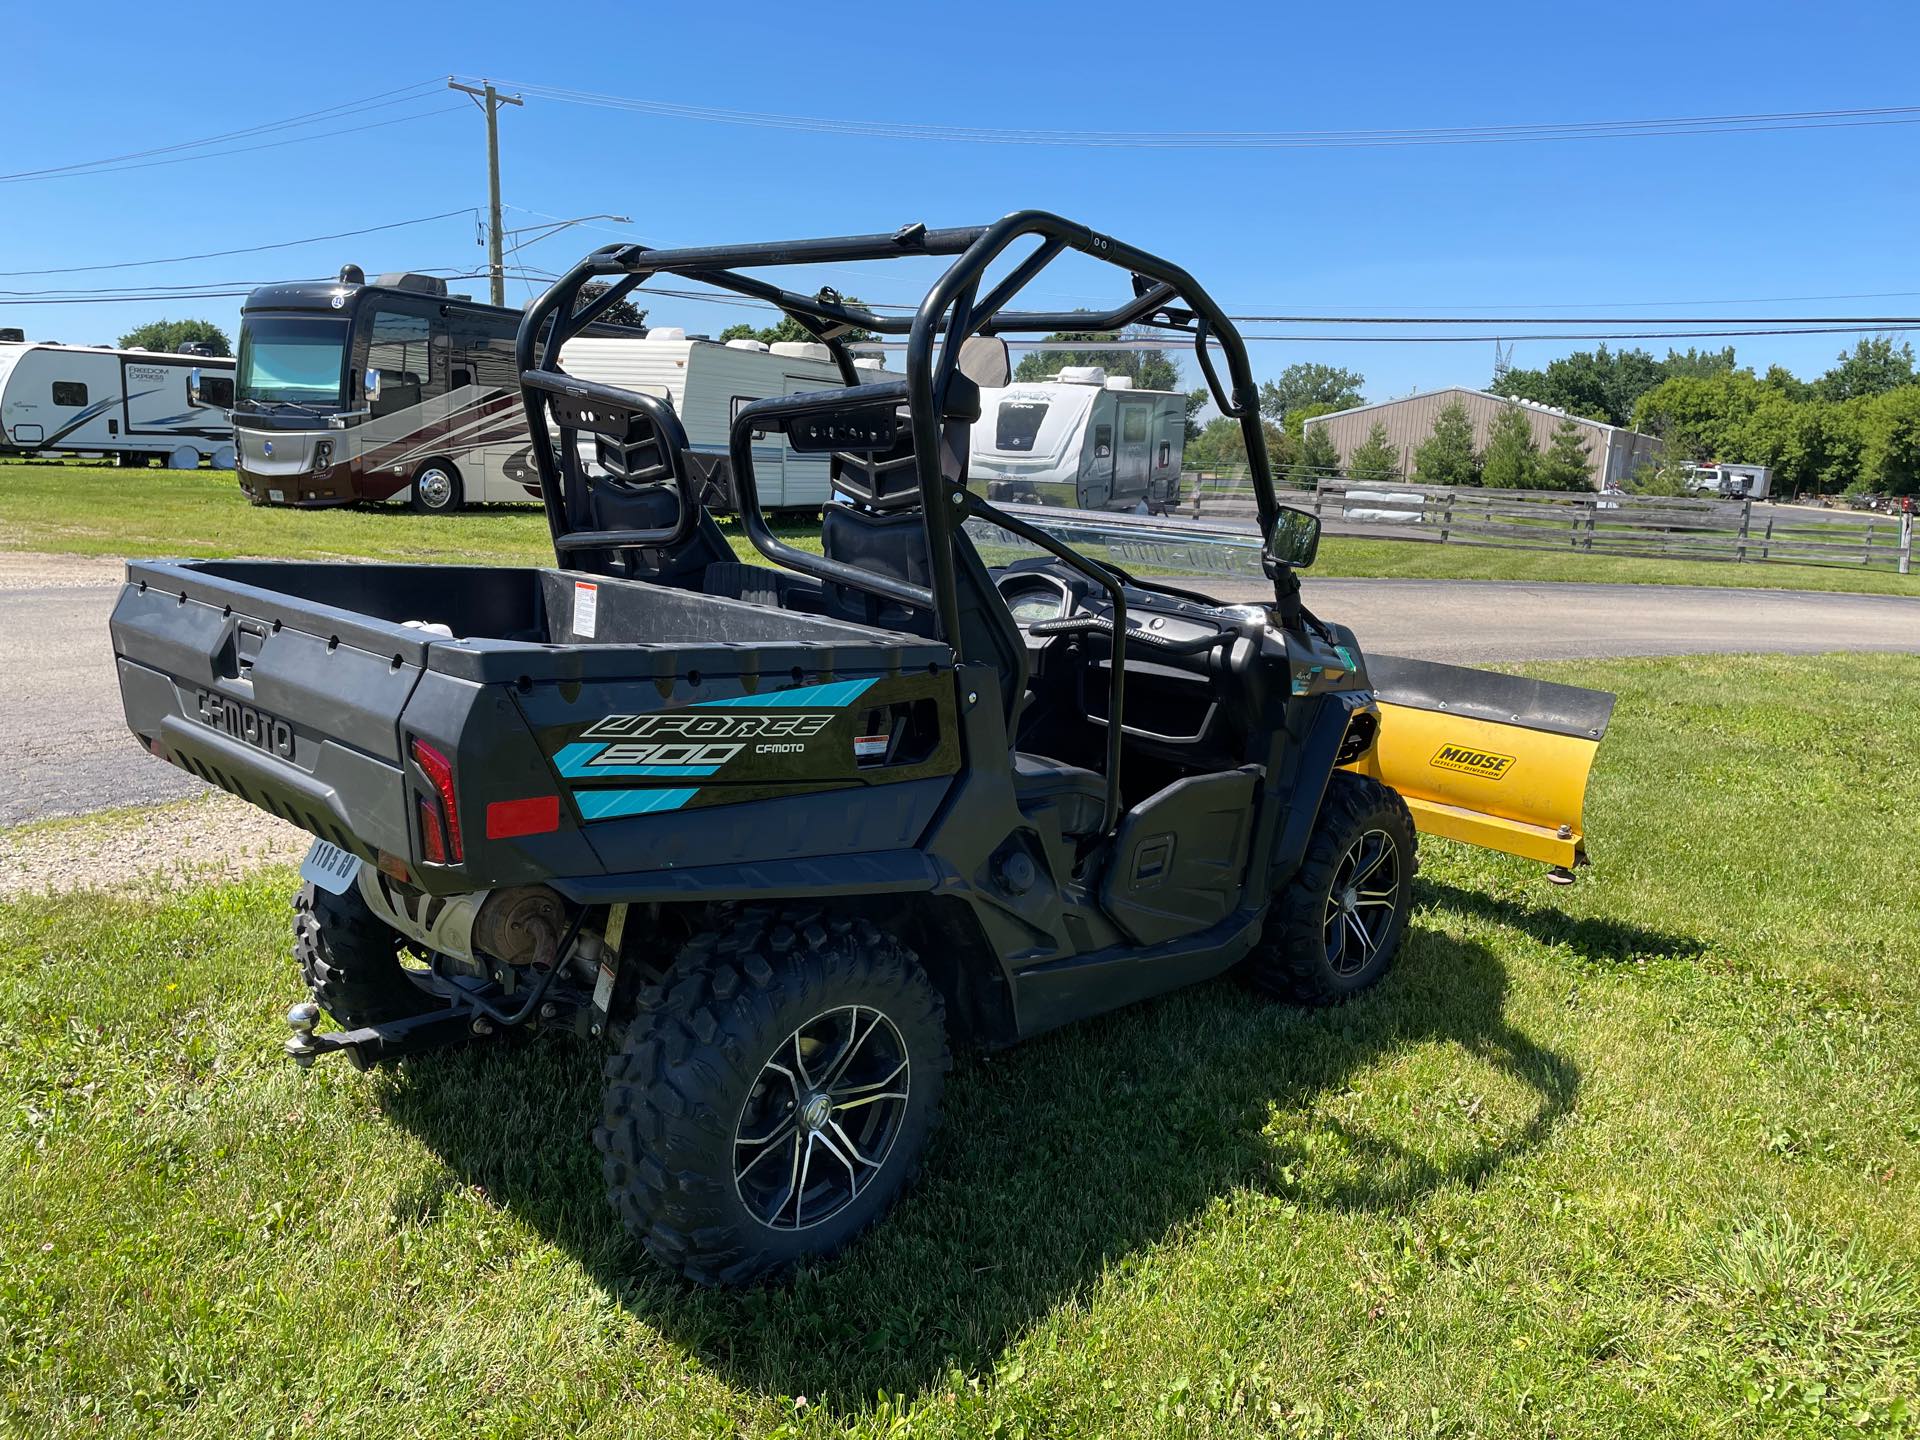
[
  {"xmin": 1323, "ymin": 828, "xmax": 1401, "ymax": 977},
  {"xmin": 733, "ymin": 1004, "xmax": 911, "ymax": 1231}
]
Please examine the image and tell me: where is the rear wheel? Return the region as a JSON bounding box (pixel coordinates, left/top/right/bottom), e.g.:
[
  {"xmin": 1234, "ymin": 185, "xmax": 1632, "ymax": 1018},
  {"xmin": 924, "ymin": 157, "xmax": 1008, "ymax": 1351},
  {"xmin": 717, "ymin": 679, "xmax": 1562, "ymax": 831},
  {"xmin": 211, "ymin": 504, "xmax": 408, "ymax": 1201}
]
[
  {"xmin": 596, "ymin": 907, "xmax": 948, "ymax": 1286},
  {"xmin": 1245, "ymin": 773, "xmax": 1416, "ymax": 1005},
  {"xmin": 408, "ymin": 460, "xmax": 463, "ymax": 514},
  {"xmin": 292, "ymin": 882, "xmax": 430, "ymax": 1027}
]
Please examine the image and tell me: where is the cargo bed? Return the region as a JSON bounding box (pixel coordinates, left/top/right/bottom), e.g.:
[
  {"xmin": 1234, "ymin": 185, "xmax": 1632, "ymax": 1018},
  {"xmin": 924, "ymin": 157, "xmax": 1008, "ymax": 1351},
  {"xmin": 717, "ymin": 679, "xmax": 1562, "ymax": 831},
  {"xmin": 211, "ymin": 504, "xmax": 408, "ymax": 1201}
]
[{"xmin": 111, "ymin": 560, "xmax": 956, "ymax": 894}]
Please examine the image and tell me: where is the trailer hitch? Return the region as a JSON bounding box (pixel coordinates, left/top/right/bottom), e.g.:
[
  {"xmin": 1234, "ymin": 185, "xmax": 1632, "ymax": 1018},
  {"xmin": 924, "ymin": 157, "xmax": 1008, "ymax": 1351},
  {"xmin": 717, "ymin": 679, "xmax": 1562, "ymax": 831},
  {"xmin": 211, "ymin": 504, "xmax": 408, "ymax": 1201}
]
[{"xmin": 283, "ymin": 1001, "xmax": 490, "ymax": 1072}]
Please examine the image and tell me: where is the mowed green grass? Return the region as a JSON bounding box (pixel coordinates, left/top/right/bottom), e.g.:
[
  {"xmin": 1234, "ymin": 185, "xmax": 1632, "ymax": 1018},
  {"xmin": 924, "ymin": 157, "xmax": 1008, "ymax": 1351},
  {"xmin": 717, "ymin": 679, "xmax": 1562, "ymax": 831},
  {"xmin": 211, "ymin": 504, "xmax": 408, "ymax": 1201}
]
[
  {"xmin": 4, "ymin": 653, "xmax": 1918, "ymax": 1438},
  {"xmin": 4, "ymin": 462, "xmax": 1917, "ymax": 596}
]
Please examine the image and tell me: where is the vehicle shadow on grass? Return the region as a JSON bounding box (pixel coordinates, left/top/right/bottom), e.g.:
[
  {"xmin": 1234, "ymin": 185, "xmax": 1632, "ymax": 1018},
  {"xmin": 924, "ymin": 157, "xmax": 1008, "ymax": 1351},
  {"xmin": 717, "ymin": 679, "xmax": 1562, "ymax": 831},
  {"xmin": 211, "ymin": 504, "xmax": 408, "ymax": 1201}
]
[{"xmin": 376, "ymin": 925, "xmax": 1578, "ymax": 1405}]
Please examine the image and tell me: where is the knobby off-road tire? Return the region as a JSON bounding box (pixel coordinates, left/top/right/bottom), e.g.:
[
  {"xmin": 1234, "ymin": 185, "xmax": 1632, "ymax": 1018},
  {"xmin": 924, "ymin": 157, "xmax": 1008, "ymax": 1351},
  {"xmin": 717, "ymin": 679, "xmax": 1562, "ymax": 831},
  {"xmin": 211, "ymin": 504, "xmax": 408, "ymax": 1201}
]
[
  {"xmin": 596, "ymin": 908, "xmax": 949, "ymax": 1286},
  {"xmin": 292, "ymin": 882, "xmax": 429, "ymax": 1027},
  {"xmin": 1245, "ymin": 772, "xmax": 1417, "ymax": 1005}
]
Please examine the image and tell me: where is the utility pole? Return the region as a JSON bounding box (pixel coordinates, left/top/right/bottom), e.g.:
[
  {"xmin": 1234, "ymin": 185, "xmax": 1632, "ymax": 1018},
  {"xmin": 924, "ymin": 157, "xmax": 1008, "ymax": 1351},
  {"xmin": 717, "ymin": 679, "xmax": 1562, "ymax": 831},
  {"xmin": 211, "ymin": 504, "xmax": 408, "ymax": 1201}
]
[{"xmin": 447, "ymin": 79, "xmax": 523, "ymax": 307}]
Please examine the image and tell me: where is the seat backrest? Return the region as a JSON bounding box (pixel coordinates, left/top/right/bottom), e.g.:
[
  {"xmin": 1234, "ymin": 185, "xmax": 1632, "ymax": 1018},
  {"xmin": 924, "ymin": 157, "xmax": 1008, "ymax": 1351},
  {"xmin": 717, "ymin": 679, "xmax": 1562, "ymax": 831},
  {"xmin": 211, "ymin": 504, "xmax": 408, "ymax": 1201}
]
[{"xmin": 819, "ymin": 504, "xmax": 936, "ymax": 635}]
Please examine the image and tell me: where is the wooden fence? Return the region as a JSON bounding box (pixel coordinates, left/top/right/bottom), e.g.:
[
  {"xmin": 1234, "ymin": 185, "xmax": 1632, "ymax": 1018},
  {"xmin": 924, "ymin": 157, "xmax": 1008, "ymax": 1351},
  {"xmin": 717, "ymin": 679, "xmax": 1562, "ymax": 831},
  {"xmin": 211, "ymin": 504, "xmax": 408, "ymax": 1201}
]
[{"xmin": 1185, "ymin": 474, "xmax": 1914, "ymax": 573}]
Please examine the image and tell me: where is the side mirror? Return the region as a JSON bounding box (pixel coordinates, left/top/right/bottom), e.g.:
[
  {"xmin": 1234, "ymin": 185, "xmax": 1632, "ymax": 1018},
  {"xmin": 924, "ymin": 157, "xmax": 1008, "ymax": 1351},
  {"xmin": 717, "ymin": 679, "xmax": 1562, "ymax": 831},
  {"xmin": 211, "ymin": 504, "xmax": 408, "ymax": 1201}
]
[
  {"xmin": 364, "ymin": 368, "xmax": 382, "ymax": 404},
  {"xmin": 187, "ymin": 368, "xmax": 202, "ymax": 406},
  {"xmin": 1263, "ymin": 504, "xmax": 1321, "ymax": 569}
]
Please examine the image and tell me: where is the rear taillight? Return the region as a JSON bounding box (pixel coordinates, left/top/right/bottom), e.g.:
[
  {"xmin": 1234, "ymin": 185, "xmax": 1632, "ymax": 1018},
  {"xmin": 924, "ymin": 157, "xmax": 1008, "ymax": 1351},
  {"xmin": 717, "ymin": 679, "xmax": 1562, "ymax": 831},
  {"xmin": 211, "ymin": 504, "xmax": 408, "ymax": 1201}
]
[{"xmin": 410, "ymin": 737, "xmax": 463, "ymax": 864}]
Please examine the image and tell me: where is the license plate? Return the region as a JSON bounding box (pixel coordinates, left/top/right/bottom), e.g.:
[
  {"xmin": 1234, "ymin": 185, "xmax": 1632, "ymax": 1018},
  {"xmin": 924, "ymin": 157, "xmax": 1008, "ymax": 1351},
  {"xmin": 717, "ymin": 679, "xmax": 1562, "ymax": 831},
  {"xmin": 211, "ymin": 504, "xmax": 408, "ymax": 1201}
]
[{"xmin": 299, "ymin": 838, "xmax": 361, "ymax": 895}]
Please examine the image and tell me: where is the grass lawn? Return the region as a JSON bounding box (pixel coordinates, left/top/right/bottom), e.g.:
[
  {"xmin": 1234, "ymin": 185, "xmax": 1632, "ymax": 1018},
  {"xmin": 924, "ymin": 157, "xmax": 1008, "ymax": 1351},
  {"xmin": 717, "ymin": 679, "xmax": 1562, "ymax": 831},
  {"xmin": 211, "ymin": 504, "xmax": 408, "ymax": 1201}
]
[
  {"xmin": 4, "ymin": 462, "xmax": 1917, "ymax": 597},
  {"xmin": 4, "ymin": 653, "xmax": 1918, "ymax": 1438}
]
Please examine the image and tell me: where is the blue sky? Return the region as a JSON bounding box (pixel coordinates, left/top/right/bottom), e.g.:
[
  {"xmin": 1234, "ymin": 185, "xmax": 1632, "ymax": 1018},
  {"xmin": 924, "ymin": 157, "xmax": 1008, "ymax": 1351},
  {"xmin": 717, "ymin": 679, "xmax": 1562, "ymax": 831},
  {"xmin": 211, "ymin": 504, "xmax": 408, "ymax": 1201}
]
[{"xmin": 6, "ymin": 0, "xmax": 1917, "ymax": 402}]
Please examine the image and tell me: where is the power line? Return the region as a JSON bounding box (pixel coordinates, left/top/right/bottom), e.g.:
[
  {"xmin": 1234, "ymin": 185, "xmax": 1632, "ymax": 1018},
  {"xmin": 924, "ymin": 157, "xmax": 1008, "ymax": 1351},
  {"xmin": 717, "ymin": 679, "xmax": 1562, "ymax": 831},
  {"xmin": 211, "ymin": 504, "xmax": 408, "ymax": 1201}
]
[
  {"xmin": 0, "ymin": 209, "xmax": 476, "ymax": 278},
  {"xmin": 0, "ymin": 81, "xmax": 444, "ymax": 181},
  {"xmin": 0, "ymin": 103, "xmax": 466, "ymax": 185},
  {"xmin": 466, "ymin": 80, "xmax": 1920, "ymax": 150}
]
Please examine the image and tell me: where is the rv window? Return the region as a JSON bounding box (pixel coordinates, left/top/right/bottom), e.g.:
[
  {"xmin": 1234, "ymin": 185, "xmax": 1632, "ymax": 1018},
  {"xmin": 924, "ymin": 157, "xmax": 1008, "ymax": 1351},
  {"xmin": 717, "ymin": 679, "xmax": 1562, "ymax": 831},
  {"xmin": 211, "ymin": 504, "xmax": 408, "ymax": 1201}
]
[
  {"xmin": 51, "ymin": 381, "xmax": 87, "ymax": 407},
  {"xmin": 237, "ymin": 315, "xmax": 348, "ymax": 407},
  {"xmin": 367, "ymin": 309, "xmax": 439, "ymax": 416},
  {"xmin": 1094, "ymin": 423, "xmax": 1112, "ymax": 459},
  {"xmin": 1122, "ymin": 406, "xmax": 1149, "ymax": 444},
  {"xmin": 996, "ymin": 399, "xmax": 1048, "ymax": 452},
  {"xmin": 1158, "ymin": 440, "xmax": 1171, "ymax": 467}
]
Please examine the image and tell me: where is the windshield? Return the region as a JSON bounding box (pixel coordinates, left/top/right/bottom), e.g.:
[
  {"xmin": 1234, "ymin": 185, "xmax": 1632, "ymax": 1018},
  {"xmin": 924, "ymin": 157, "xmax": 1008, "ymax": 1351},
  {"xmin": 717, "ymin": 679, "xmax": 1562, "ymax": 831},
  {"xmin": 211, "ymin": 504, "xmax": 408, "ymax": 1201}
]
[{"xmin": 237, "ymin": 315, "xmax": 347, "ymax": 407}]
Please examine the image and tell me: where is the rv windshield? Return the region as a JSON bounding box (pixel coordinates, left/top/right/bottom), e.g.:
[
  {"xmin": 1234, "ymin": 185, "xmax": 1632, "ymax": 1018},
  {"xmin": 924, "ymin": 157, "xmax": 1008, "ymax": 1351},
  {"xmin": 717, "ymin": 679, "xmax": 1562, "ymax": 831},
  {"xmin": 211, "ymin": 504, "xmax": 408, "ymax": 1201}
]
[{"xmin": 237, "ymin": 315, "xmax": 348, "ymax": 408}]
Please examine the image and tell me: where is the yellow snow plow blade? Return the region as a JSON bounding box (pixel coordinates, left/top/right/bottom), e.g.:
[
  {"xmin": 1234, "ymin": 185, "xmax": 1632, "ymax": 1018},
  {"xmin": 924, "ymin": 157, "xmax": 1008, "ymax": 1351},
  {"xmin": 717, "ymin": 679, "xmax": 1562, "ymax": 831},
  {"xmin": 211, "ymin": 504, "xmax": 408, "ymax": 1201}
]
[{"xmin": 1343, "ymin": 656, "xmax": 1615, "ymax": 869}]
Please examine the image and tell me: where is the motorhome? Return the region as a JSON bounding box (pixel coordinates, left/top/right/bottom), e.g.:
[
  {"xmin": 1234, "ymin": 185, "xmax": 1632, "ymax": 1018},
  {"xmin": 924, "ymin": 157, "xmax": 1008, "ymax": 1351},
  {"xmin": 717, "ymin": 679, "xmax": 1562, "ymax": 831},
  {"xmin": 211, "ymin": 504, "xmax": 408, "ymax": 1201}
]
[
  {"xmin": 1686, "ymin": 462, "xmax": 1773, "ymax": 500},
  {"xmin": 968, "ymin": 367, "xmax": 1185, "ymax": 512},
  {"xmin": 561, "ymin": 331, "xmax": 892, "ymax": 511},
  {"xmin": 233, "ymin": 269, "xmax": 886, "ymax": 511},
  {"xmin": 0, "ymin": 341, "xmax": 234, "ymax": 467}
]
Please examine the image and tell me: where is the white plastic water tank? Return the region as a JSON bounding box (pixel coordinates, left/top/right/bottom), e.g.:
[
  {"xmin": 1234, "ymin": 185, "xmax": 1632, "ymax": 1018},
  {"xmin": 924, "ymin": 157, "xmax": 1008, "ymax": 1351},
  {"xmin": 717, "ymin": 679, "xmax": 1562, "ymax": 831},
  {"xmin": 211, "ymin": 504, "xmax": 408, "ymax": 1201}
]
[
  {"xmin": 769, "ymin": 341, "xmax": 832, "ymax": 362},
  {"xmin": 1057, "ymin": 365, "xmax": 1107, "ymax": 386}
]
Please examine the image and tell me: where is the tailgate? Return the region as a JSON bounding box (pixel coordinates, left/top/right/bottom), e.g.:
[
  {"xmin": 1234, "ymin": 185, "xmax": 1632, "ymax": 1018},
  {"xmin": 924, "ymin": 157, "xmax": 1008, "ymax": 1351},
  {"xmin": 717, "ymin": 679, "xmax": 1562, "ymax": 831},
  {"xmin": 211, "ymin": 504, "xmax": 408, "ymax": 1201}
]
[{"xmin": 110, "ymin": 560, "xmax": 433, "ymax": 861}]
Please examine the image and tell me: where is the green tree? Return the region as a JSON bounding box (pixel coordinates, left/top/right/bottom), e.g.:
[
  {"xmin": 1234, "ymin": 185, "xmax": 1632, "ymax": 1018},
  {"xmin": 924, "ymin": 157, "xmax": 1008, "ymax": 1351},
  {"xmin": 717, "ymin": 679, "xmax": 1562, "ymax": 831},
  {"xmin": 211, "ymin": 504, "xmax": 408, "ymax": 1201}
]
[
  {"xmin": 577, "ymin": 281, "xmax": 648, "ymax": 330},
  {"xmin": 1857, "ymin": 386, "xmax": 1920, "ymax": 495},
  {"xmin": 717, "ymin": 300, "xmax": 876, "ymax": 348},
  {"xmin": 1345, "ymin": 421, "xmax": 1400, "ymax": 483},
  {"xmin": 1628, "ymin": 460, "xmax": 1691, "ymax": 496},
  {"xmin": 1291, "ymin": 423, "xmax": 1342, "ymax": 488},
  {"xmin": 1184, "ymin": 387, "xmax": 1210, "ymax": 442},
  {"xmin": 1186, "ymin": 414, "xmax": 1289, "ymax": 474},
  {"xmin": 1011, "ymin": 327, "xmax": 1178, "ymax": 392},
  {"xmin": 1661, "ymin": 346, "xmax": 1738, "ymax": 379},
  {"xmin": 1491, "ymin": 344, "xmax": 1664, "ymax": 427},
  {"xmin": 118, "ymin": 318, "xmax": 230, "ymax": 356},
  {"xmin": 1814, "ymin": 336, "xmax": 1916, "ymax": 402},
  {"xmin": 1257, "ymin": 363, "xmax": 1364, "ymax": 424},
  {"xmin": 1536, "ymin": 418, "xmax": 1594, "ymax": 491},
  {"xmin": 1411, "ymin": 401, "xmax": 1481, "ymax": 486},
  {"xmin": 1480, "ymin": 404, "xmax": 1540, "ymax": 489}
]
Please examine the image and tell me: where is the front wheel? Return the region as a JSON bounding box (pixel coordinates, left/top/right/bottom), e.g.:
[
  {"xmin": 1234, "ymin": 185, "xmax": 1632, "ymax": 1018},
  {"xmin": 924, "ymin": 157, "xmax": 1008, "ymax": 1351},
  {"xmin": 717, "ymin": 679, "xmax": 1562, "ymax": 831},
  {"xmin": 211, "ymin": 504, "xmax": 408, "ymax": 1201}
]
[
  {"xmin": 1245, "ymin": 773, "xmax": 1416, "ymax": 1005},
  {"xmin": 408, "ymin": 460, "xmax": 463, "ymax": 514},
  {"xmin": 596, "ymin": 908, "xmax": 949, "ymax": 1286}
]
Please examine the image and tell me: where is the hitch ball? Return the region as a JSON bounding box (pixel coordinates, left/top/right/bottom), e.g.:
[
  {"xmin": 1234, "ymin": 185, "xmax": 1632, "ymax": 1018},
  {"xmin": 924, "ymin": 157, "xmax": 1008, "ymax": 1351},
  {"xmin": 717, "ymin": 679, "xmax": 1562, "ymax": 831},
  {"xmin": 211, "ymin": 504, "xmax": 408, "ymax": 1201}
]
[{"xmin": 284, "ymin": 1001, "xmax": 323, "ymax": 1066}]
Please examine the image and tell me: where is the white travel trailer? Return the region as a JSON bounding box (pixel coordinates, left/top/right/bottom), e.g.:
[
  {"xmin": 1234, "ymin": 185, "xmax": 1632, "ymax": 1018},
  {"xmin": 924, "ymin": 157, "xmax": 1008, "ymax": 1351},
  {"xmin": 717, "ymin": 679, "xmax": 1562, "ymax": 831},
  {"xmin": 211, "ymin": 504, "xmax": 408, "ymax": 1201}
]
[
  {"xmin": 968, "ymin": 367, "xmax": 1185, "ymax": 512},
  {"xmin": 1686, "ymin": 462, "xmax": 1773, "ymax": 500},
  {"xmin": 562, "ymin": 331, "xmax": 893, "ymax": 511},
  {"xmin": 0, "ymin": 341, "xmax": 235, "ymax": 467}
]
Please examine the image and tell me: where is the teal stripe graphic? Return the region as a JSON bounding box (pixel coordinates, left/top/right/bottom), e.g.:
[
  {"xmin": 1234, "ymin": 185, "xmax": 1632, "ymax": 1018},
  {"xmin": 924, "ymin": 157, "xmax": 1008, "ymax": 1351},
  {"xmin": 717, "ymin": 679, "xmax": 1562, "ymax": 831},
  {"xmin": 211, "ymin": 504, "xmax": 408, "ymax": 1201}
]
[
  {"xmin": 551, "ymin": 742, "xmax": 720, "ymax": 779},
  {"xmin": 692, "ymin": 678, "xmax": 877, "ymax": 709},
  {"xmin": 574, "ymin": 787, "xmax": 698, "ymax": 821}
]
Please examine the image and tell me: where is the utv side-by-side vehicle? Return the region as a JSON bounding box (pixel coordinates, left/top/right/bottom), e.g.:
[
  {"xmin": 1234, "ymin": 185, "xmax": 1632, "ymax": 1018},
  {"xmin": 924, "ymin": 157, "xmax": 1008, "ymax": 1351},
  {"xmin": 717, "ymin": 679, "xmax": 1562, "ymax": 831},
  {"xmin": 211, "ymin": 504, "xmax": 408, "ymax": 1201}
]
[{"xmin": 111, "ymin": 213, "xmax": 1614, "ymax": 1284}]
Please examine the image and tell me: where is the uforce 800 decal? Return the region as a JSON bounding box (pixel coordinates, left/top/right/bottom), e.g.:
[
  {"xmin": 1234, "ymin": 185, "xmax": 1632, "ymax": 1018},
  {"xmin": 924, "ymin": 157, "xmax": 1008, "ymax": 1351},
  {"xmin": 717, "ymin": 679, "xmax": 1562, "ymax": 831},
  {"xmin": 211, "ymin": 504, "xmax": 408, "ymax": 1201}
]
[{"xmin": 558, "ymin": 711, "xmax": 836, "ymax": 774}]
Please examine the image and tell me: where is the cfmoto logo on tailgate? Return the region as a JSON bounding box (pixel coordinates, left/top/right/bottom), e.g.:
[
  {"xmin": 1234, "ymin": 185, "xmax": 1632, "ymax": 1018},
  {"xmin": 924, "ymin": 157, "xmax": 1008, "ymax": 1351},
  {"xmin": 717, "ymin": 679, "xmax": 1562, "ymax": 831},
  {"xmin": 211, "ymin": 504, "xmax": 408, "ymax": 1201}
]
[
  {"xmin": 1430, "ymin": 743, "xmax": 1515, "ymax": 779},
  {"xmin": 195, "ymin": 690, "xmax": 295, "ymax": 759}
]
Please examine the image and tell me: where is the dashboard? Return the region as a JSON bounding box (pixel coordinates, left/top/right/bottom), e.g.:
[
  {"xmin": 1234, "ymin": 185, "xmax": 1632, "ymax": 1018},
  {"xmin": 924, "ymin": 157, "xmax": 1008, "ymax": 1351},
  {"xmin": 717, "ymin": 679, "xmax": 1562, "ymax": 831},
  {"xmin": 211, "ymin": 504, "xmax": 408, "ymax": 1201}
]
[{"xmin": 995, "ymin": 571, "xmax": 1073, "ymax": 625}]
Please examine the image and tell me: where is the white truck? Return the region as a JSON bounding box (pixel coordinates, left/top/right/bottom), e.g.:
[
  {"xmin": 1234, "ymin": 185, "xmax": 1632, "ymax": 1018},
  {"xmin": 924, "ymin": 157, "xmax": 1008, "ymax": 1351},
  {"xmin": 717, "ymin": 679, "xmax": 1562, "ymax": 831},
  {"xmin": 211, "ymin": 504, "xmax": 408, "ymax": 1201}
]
[
  {"xmin": 1686, "ymin": 462, "xmax": 1772, "ymax": 500},
  {"xmin": 0, "ymin": 341, "xmax": 235, "ymax": 467},
  {"xmin": 968, "ymin": 366, "xmax": 1185, "ymax": 512}
]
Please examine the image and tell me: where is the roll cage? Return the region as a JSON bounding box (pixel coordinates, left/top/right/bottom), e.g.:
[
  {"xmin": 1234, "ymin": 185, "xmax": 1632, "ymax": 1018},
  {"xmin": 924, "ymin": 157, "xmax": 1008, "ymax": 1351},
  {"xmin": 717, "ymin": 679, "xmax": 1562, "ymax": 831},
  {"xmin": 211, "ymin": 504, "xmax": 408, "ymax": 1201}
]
[{"xmin": 516, "ymin": 213, "xmax": 1303, "ymax": 791}]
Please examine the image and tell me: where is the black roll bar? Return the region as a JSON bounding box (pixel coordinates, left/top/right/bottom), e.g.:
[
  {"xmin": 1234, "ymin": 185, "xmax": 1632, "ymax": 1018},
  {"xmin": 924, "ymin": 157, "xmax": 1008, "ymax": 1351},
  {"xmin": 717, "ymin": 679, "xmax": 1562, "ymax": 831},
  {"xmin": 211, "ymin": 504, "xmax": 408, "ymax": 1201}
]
[{"xmin": 517, "ymin": 212, "xmax": 1294, "ymax": 835}]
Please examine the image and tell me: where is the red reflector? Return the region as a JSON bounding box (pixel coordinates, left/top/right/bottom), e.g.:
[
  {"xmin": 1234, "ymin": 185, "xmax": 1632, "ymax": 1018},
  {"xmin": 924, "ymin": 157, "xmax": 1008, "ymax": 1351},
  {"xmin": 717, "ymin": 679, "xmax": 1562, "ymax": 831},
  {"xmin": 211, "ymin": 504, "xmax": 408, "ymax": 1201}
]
[
  {"xmin": 410, "ymin": 737, "xmax": 463, "ymax": 863},
  {"xmin": 486, "ymin": 795, "xmax": 561, "ymax": 839},
  {"xmin": 377, "ymin": 850, "xmax": 412, "ymax": 884},
  {"xmin": 418, "ymin": 796, "xmax": 447, "ymax": 864}
]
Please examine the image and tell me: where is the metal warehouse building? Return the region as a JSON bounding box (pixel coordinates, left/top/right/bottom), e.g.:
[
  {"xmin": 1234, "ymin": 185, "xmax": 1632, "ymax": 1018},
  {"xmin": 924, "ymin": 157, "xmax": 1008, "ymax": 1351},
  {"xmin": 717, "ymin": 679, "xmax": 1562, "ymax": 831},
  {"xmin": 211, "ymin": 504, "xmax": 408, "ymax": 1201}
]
[{"xmin": 1302, "ymin": 387, "xmax": 1663, "ymax": 490}]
